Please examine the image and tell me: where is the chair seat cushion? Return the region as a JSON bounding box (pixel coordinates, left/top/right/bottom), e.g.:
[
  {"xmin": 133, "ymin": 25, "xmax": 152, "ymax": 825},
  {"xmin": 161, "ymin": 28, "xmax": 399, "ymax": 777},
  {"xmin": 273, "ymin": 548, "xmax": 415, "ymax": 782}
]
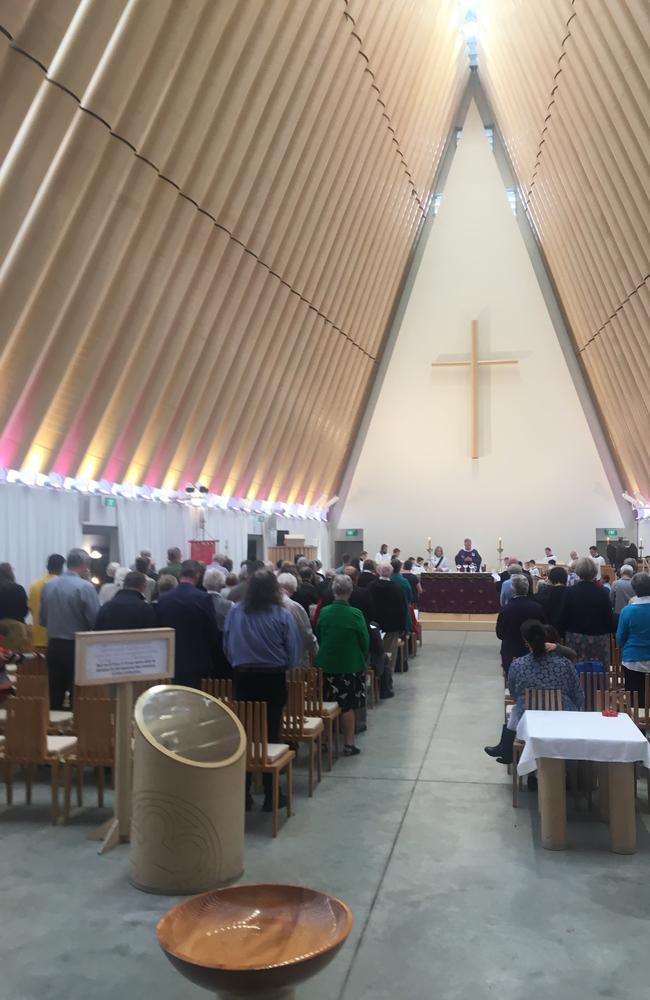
[
  {"xmin": 266, "ymin": 742, "xmax": 291, "ymax": 763},
  {"xmin": 49, "ymin": 711, "xmax": 73, "ymax": 724},
  {"xmin": 46, "ymin": 735, "xmax": 78, "ymax": 756},
  {"xmin": 284, "ymin": 715, "xmax": 324, "ymax": 734}
]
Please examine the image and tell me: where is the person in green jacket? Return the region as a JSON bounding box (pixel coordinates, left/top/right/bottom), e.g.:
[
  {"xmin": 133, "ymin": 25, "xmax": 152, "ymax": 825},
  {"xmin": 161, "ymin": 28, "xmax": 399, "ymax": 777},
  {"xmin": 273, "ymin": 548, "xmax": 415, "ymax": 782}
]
[
  {"xmin": 315, "ymin": 574, "xmax": 369, "ymax": 756},
  {"xmin": 158, "ymin": 546, "xmax": 183, "ymax": 580}
]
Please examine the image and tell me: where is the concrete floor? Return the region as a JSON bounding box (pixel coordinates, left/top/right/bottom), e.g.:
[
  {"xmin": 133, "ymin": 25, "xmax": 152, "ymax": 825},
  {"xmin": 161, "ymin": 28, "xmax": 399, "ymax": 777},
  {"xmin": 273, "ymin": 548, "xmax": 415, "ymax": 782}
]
[{"xmin": 2, "ymin": 631, "xmax": 649, "ymax": 1000}]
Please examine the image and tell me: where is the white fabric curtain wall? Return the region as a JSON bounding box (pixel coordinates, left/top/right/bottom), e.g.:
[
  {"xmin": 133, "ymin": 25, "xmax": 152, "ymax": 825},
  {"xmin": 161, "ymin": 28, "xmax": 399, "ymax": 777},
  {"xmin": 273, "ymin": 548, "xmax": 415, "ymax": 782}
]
[
  {"xmin": 201, "ymin": 508, "xmax": 249, "ymax": 568},
  {"xmin": 116, "ymin": 497, "xmax": 192, "ymax": 570},
  {"xmin": 0, "ymin": 484, "xmax": 82, "ymax": 588}
]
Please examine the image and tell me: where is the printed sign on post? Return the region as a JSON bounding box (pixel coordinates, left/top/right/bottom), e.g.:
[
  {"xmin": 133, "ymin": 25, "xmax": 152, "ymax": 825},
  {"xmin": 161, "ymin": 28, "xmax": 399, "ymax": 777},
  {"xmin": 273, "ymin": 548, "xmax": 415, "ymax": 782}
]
[{"xmin": 75, "ymin": 628, "xmax": 175, "ymax": 686}]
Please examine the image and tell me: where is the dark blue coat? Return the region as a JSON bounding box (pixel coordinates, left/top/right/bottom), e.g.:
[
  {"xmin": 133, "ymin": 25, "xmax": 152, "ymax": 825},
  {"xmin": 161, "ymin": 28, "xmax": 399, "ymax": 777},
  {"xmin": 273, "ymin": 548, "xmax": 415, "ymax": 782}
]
[{"xmin": 156, "ymin": 583, "xmax": 223, "ymax": 686}]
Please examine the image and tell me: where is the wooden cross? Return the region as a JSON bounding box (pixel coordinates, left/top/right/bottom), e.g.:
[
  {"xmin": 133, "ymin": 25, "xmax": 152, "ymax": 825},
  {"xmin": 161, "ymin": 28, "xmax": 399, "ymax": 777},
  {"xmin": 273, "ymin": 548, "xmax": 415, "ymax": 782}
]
[{"xmin": 431, "ymin": 320, "xmax": 518, "ymax": 459}]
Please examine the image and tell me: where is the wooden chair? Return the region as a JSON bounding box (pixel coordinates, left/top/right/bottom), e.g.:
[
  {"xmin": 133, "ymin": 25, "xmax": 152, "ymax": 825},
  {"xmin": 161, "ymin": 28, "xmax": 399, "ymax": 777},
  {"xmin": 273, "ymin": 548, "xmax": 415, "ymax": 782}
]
[
  {"xmin": 366, "ymin": 668, "xmax": 379, "ymax": 709},
  {"xmin": 596, "ymin": 687, "xmax": 640, "ymax": 726},
  {"xmin": 281, "ymin": 680, "xmax": 323, "ymax": 796},
  {"xmin": 290, "ymin": 668, "xmax": 341, "ymax": 772},
  {"xmin": 200, "ymin": 678, "xmax": 233, "ymax": 702},
  {"xmin": 395, "ymin": 638, "xmax": 406, "ymax": 673},
  {"xmin": 0, "ymin": 697, "xmax": 77, "ymax": 822},
  {"xmin": 62, "ymin": 696, "xmax": 114, "ymax": 822},
  {"xmin": 231, "ymin": 700, "xmax": 294, "ymax": 837},
  {"xmin": 14, "ymin": 672, "xmax": 73, "ymax": 733},
  {"xmin": 408, "ymin": 632, "xmax": 418, "ymax": 658},
  {"xmin": 579, "ymin": 671, "xmax": 611, "ymax": 712},
  {"xmin": 16, "ymin": 654, "xmax": 48, "ymax": 676},
  {"xmin": 512, "ymin": 688, "xmax": 563, "ymax": 808}
]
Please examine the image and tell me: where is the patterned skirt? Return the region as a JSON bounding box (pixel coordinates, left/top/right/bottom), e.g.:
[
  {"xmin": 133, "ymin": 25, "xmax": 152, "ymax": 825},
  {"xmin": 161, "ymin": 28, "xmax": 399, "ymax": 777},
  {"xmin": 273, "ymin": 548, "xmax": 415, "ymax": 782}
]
[
  {"xmin": 323, "ymin": 671, "xmax": 367, "ymax": 713},
  {"xmin": 565, "ymin": 632, "xmax": 610, "ymax": 669}
]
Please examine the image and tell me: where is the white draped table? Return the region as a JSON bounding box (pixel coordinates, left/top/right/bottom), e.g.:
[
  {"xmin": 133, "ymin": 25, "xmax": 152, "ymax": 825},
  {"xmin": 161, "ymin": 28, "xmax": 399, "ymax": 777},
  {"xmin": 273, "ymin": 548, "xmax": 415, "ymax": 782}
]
[{"xmin": 516, "ymin": 711, "xmax": 650, "ymax": 853}]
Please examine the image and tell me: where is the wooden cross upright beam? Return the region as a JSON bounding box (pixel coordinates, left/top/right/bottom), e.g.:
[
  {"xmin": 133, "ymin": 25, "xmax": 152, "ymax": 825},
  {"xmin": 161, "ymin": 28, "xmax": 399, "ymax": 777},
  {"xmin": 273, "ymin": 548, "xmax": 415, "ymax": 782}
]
[{"xmin": 431, "ymin": 320, "xmax": 518, "ymax": 459}]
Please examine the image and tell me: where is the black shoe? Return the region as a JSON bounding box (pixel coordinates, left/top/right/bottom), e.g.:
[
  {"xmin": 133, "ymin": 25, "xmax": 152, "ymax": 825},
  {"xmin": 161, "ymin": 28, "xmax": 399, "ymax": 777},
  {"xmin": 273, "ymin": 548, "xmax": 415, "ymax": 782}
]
[
  {"xmin": 494, "ymin": 727, "xmax": 515, "ymax": 764},
  {"xmin": 344, "ymin": 745, "xmax": 361, "ymax": 757},
  {"xmin": 484, "ymin": 744, "xmax": 503, "ymax": 758},
  {"xmin": 380, "ymin": 691, "xmax": 395, "ymax": 700},
  {"xmin": 262, "ymin": 792, "xmax": 287, "ymax": 812}
]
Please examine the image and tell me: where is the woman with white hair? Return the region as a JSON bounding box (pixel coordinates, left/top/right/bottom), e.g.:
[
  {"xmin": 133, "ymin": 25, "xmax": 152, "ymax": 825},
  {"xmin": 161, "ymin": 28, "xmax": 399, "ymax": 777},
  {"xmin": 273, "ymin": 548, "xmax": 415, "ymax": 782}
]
[
  {"xmin": 277, "ymin": 573, "xmax": 317, "ymax": 666},
  {"xmin": 559, "ymin": 556, "xmax": 612, "ymax": 667},
  {"xmin": 203, "ymin": 567, "xmax": 233, "ymax": 630},
  {"xmin": 315, "ymin": 574, "xmax": 369, "ymax": 756}
]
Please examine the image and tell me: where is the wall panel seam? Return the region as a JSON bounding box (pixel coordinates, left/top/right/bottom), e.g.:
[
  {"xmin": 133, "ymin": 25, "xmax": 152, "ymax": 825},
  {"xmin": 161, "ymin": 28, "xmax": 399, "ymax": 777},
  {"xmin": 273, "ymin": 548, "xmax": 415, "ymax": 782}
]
[
  {"xmin": 578, "ymin": 274, "xmax": 650, "ymax": 351},
  {"xmin": 342, "ymin": 1, "xmax": 423, "ymax": 207},
  {"xmin": 1, "ymin": 35, "xmax": 376, "ymax": 363},
  {"xmin": 524, "ymin": 2, "xmax": 577, "ymax": 203}
]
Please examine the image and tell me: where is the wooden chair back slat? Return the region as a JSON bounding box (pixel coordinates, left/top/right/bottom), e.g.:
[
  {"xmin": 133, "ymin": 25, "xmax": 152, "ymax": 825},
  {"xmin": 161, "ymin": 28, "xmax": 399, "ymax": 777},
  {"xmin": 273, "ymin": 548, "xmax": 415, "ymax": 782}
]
[
  {"xmin": 231, "ymin": 700, "xmax": 269, "ymax": 768},
  {"xmin": 287, "ymin": 667, "xmax": 322, "ymax": 715},
  {"xmin": 15, "ymin": 673, "xmax": 48, "ymax": 699},
  {"xmin": 579, "ymin": 672, "xmax": 609, "ymax": 712},
  {"xmin": 596, "ymin": 687, "xmax": 640, "ymax": 724},
  {"xmin": 75, "ymin": 698, "xmax": 114, "ymax": 761},
  {"xmin": 200, "ymin": 678, "xmax": 233, "ymax": 702},
  {"xmin": 5, "ymin": 697, "xmax": 47, "ymax": 758},
  {"xmin": 524, "ymin": 688, "xmax": 563, "ymax": 711},
  {"xmin": 283, "ymin": 680, "xmax": 306, "ymax": 738}
]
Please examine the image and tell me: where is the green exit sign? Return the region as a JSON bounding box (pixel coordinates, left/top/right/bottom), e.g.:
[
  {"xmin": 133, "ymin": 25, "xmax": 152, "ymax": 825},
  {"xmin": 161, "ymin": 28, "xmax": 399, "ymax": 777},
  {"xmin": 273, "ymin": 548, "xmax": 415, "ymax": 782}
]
[
  {"xmin": 606, "ymin": 529, "xmax": 618, "ymax": 537},
  {"xmin": 345, "ymin": 529, "xmax": 359, "ymax": 537},
  {"xmin": 103, "ymin": 497, "xmax": 117, "ymax": 507}
]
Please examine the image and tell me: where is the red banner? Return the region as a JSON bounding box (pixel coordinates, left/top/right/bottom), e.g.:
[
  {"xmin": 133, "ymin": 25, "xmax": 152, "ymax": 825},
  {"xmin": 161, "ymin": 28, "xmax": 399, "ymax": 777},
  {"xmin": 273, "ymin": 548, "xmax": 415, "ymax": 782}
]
[{"xmin": 189, "ymin": 539, "xmax": 216, "ymax": 564}]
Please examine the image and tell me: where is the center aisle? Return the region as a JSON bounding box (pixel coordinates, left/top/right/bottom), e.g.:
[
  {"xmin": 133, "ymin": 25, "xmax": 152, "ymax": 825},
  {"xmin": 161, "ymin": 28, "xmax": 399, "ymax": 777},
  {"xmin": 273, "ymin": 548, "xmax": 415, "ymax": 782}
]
[{"xmin": 5, "ymin": 633, "xmax": 650, "ymax": 1000}]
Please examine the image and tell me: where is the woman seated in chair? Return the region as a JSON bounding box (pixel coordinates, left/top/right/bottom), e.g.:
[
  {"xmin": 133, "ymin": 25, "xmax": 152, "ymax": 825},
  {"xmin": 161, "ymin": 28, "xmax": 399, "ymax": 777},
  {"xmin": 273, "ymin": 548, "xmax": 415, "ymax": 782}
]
[
  {"xmin": 485, "ymin": 618, "xmax": 584, "ymax": 764},
  {"xmin": 315, "ymin": 574, "xmax": 369, "ymax": 757}
]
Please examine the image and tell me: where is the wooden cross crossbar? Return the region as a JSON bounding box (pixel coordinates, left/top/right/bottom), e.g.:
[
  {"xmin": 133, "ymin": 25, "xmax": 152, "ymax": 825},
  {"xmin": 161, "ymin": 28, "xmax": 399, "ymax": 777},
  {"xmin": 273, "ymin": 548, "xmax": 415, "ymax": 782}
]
[{"xmin": 431, "ymin": 319, "xmax": 518, "ymax": 459}]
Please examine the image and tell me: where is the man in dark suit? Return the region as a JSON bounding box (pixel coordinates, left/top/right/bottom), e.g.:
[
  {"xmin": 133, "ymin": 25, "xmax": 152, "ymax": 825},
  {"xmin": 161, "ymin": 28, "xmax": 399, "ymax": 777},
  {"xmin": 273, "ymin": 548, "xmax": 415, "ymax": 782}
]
[
  {"xmin": 496, "ymin": 574, "xmax": 545, "ymax": 673},
  {"xmin": 156, "ymin": 559, "xmax": 222, "ymax": 688},
  {"xmin": 358, "ymin": 559, "xmax": 378, "ymax": 589},
  {"xmin": 369, "ymin": 565, "xmax": 406, "ymax": 697},
  {"xmin": 95, "ymin": 572, "xmax": 157, "ymax": 631}
]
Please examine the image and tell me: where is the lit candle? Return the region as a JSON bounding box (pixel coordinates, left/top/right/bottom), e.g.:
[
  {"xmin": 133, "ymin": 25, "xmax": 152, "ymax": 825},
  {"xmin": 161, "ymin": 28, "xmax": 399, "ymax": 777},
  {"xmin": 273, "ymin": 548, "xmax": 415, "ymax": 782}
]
[
  {"xmin": 498, "ymin": 537, "xmax": 502, "ymax": 547},
  {"xmin": 427, "ymin": 536, "xmax": 431, "ymax": 549},
  {"xmin": 640, "ymin": 537, "xmax": 644, "ymax": 550}
]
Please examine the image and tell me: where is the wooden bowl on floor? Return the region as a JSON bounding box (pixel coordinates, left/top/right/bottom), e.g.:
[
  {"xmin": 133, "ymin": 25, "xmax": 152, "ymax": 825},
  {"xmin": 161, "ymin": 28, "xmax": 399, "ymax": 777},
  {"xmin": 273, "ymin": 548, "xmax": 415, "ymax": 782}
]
[{"xmin": 157, "ymin": 883, "xmax": 353, "ymax": 997}]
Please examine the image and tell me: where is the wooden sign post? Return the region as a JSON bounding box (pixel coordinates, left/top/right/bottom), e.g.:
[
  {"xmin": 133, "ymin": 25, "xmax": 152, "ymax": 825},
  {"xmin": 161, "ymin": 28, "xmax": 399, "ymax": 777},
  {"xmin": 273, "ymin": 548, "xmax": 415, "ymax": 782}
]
[{"xmin": 75, "ymin": 628, "xmax": 175, "ymax": 855}]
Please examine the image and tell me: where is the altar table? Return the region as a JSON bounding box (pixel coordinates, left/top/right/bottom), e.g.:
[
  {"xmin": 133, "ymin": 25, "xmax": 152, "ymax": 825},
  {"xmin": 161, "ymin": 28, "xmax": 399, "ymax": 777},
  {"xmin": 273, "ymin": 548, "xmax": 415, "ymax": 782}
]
[{"xmin": 419, "ymin": 573, "xmax": 500, "ymax": 614}]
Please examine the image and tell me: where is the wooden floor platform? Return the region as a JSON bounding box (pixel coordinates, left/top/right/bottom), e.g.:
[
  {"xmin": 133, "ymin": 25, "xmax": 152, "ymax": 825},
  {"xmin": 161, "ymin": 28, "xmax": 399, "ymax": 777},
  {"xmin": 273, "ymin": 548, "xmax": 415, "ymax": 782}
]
[{"xmin": 419, "ymin": 612, "xmax": 497, "ymax": 632}]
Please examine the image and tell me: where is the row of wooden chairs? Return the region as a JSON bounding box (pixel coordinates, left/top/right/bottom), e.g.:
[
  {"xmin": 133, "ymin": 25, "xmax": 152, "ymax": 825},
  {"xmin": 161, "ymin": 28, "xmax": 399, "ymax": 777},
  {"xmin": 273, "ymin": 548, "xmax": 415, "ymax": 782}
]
[{"xmin": 1, "ymin": 688, "xmax": 113, "ymax": 823}]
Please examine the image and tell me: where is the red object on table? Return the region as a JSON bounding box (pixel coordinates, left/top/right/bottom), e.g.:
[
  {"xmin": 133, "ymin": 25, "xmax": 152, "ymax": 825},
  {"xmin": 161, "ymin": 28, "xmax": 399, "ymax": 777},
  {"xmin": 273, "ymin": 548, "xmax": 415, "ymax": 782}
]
[
  {"xmin": 189, "ymin": 540, "xmax": 216, "ymax": 564},
  {"xmin": 601, "ymin": 710, "xmax": 618, "ymax": 717}
]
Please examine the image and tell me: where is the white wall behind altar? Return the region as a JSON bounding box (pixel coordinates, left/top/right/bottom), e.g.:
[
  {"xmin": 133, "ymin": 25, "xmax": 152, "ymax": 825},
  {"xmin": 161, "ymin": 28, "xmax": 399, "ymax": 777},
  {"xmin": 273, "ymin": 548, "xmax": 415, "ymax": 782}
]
[{"xmin": 338, "ymin": 101, "xmax": 624, "ymax": 568}]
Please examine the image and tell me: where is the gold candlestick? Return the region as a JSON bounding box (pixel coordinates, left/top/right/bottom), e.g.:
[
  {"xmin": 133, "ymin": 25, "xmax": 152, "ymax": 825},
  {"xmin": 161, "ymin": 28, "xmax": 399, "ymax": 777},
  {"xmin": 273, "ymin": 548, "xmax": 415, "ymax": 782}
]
[
  {"xmin": 426, "ymin": 537, "xmax": 433, "ymax": 563},
  {"xmin": 497, "ymin": 537, "xmax": 504, "ymax": 573}
]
